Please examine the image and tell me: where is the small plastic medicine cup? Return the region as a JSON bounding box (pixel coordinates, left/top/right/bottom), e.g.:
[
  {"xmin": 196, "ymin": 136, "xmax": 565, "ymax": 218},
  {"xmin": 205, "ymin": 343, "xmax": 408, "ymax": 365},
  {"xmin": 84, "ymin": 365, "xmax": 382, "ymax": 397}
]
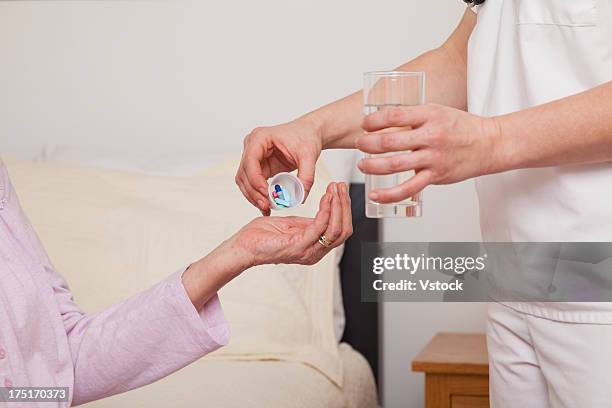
[{"xmin": 268, "ymin": 172, "xmax": 305, "ymax": 210}]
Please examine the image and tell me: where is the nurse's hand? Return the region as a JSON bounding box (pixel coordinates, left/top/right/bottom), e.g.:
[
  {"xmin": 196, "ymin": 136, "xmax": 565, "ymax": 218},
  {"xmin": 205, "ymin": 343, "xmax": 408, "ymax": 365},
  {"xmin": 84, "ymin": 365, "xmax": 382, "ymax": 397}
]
[
  {"xmin": 356, "ymin": 104, "xmax": 502, "ymax": 204},
  {"xmin": 236, "ymin": 119, "xmax": 323, "ymax": 216},
  {"xmin": 232, "ymin": 182, "xmax": 352, "ymax": 267}
]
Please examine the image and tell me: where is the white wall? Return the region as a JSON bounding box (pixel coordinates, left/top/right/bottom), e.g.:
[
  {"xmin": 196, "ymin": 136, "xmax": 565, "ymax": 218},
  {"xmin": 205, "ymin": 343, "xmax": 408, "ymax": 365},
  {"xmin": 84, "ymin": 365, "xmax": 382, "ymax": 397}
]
[{"xmin": 0, "ymin": 1, "xmax": 486, "ymax": 406}]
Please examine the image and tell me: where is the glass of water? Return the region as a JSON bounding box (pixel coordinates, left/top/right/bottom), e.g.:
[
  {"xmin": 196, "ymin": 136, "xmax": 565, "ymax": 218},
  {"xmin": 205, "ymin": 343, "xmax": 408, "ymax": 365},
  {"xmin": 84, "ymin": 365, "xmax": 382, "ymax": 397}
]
[{"xmin": 363, "ymin": 71, "xmax": 426, "ymax": 218}]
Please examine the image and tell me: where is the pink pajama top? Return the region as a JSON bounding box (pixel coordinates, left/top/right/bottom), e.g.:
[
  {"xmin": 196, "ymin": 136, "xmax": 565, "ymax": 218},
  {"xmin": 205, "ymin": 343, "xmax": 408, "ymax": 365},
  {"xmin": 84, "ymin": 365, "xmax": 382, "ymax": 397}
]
[{"xmin": 0, "ymin": 159, "xmax": 229, "ymax": 406}]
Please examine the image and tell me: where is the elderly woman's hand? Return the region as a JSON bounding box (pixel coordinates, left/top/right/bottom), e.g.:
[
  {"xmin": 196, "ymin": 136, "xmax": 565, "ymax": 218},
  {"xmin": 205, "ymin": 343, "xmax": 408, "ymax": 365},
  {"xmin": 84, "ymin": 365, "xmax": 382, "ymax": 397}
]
[
  {"xmin": 356, "ymin": 104, "xmax": 503, "ymax": 204},
  {"xmin": 232, "ymin": 182, "xmax": 352, "ymax": 267},
  {"xmin": 182, "ymin": 181, "xmax": 351, "ymax": 310}
]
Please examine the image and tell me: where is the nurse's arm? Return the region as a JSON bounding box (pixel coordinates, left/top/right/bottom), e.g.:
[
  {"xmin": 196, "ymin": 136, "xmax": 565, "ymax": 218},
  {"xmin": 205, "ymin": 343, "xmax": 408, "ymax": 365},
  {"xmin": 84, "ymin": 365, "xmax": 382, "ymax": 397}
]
[
  {"xmin": 236, "ymin": 9, "xmax": 476, "ymax": 213},
  {"xmin": 491, "ymin": 80, "xmax": 612, "ymax": 171},
  {"xmin": 311, "ymin": 8, "xmax": 477, "ymax": 149}
]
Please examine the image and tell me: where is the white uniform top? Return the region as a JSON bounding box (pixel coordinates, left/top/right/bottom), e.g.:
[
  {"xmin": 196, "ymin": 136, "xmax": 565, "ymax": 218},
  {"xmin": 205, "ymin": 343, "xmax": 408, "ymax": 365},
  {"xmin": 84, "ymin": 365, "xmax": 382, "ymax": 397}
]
[{"xmin": 467, "ymin": 0, "xmax": 612, "ymax": 322}]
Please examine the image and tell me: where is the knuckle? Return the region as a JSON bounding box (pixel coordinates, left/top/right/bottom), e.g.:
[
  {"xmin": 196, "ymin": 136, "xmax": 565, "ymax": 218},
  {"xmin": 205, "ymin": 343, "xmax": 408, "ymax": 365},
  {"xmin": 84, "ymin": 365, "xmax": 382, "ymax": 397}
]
[
  {"xmin": 380, "ymin": 133, "xmax": 397, "ymax": 150},
  {"xmin": 387, "ymin": 107, "xmax": 405, "ymax": 123},
  {"xmin": 341, "ymin": 229, "xmax": 353, "ymax": 242},
  {"xmin": 389, "ymin": 155, "xmax": 404, "ymax": 172},
  {"xmin": 430, "ymin": 154, "xmax": 448, "ymax": 175},
  {"xmin": 251, "ymin": 126, "xmax": 265, "ymax": 135},
  {"xmin": 423, "ymin": 169, "xmax": 438, "ymax": 184},
  {"xmin": 435, "ymin": 166, "xmax": 451, "ymax": 183},
  {"xmin": 427, "ymin": 128, "xmax": 445, "ymax": 146},
  {"xmin": 422, "ymin": 126, "xmax": 436, "ymax": 143},
  {"xmin": 427, "ymin": 150, "xmax": 442, "ymax": 164},
  {"xmin": 302, "ymin": 177, "xmax": 314, "ymax": 188},
  {"xmin": 246, "ymin": 127, "xmax": 266, "ymax": 143},
  {"xmin": 420, "ymin": 149, "xmax": 434, "ymax": 166},
  {"xmin": 427, "ymin": 104, "xmax": 444, "ymax": 119},
  {"xmin": 428, "ymin": 168, "xmax": 441, "ymax": 183}
]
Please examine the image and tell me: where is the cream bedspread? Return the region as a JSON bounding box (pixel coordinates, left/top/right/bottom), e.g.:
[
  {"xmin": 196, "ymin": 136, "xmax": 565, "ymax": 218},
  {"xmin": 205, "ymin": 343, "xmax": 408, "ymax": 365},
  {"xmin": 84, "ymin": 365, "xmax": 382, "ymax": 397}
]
[{"xmin": 82, "ymin": 343, "xmax": 377, "ymax": 408}]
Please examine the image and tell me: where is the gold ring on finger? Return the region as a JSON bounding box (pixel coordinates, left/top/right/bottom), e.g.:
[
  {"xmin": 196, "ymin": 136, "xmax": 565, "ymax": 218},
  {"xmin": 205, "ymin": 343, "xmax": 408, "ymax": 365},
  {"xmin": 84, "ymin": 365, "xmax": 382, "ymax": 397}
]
[{"xmin": 318, "ymin": 234, "xmax": 333, "ymax": 248}]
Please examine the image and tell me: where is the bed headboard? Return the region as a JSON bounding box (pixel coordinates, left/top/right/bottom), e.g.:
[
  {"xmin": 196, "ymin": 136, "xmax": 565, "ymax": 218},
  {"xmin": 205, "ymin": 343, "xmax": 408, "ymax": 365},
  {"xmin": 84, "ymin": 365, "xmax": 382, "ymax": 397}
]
[{"xmin": 339, "ymin": 183, "xmax": 379, "ymax": 385}]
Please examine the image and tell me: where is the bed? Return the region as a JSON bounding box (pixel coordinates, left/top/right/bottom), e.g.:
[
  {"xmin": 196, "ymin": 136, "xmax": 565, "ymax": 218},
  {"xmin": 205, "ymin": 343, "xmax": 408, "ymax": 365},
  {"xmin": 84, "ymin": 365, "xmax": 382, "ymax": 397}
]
[{"xmin": 5, "ymin": 156, "xmax": 379, "ymax": 408}]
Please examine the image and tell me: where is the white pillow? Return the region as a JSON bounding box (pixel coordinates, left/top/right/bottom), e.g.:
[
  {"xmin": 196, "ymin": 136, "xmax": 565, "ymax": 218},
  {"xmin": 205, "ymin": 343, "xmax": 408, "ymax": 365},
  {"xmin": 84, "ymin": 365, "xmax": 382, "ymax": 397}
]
[{"xmin": 5, "ymin": 157, "xmax": 343, "ymax": 385}]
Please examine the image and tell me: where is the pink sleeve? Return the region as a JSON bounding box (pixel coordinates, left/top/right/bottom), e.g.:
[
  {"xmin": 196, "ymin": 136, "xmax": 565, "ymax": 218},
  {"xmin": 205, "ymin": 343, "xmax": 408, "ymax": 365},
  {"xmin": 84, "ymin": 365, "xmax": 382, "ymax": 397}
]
[
  {"xmin": 54, "ymin": 267, "xmax": 229, "ymax": 406},
  {"xmin": 8, "ymin": 172, "xmax": 228, "ymax": 406}
]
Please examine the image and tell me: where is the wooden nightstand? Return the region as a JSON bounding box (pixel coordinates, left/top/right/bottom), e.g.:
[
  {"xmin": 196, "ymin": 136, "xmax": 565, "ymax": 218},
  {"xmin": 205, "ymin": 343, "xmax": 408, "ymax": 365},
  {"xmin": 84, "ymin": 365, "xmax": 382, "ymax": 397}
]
[{"xmin": 412, "ymin": 333, "xmax": 489, "ymax": 408}]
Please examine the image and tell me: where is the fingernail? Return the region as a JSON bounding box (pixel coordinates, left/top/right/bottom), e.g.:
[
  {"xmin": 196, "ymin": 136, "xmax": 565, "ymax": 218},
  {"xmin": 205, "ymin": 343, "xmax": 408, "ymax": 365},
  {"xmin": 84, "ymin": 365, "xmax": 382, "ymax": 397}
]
[
  {"xmin": 340, "ymin": 183, "xmax": 347, "ymax": 193},
  {"xmin": 369, "ymin": 192, "xmax": 379, "ymax": 201},
  {"xmin": 332, "ymin": 183, "xmax": 338, "ymax": 193},
  {"xmin": 357, "ymin": 159, "xmax": 364, "ymax": 169},
  {"xmin": 257, "ymin": 200, "xmax": 265, "ymax": 209}
]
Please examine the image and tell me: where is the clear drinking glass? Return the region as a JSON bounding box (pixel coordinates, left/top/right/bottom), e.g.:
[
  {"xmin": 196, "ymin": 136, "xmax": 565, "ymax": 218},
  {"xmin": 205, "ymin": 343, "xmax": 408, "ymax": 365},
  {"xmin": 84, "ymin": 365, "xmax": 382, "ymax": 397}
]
[{"xmin": 363, "ymin": 71, "xmax": 426, "ymax": 218}]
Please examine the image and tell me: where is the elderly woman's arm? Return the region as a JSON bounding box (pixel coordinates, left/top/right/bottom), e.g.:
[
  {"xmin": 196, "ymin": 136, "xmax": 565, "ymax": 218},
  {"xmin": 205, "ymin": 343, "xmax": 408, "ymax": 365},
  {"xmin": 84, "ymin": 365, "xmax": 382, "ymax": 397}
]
[{"xmin": 54, "ymin": 181, "xmax": 350, "ymax": 405}]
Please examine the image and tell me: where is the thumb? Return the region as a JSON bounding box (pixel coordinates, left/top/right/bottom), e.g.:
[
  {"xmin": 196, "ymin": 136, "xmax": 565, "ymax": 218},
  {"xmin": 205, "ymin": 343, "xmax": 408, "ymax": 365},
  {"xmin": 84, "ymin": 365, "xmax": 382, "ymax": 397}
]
[{"xmin": 297, "ymin": 155, "xmax": 316, "ymax": 202}]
